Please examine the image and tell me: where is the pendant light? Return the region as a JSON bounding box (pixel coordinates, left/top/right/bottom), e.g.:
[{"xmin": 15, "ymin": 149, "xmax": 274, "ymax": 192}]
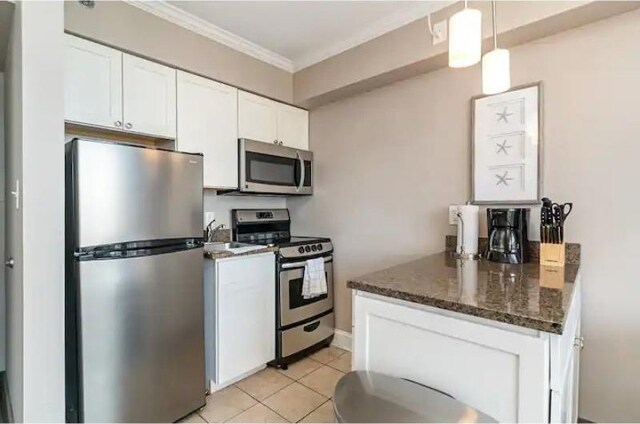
[
  {"xmin": 448, "ymin": 0, "xmax": 482, "ymax": 68},
  {"xmin": 482, "ymin": 1, "xmax": 511, "ymax": 94}
]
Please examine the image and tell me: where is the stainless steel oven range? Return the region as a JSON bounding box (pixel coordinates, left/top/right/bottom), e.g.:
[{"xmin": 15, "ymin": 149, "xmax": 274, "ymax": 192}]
[{"xmin": 232, "ymin": 209, "xmax": 334, "ymax": 369}]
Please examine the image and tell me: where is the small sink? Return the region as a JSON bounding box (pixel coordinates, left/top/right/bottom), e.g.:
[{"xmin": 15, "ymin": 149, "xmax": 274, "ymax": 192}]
[{"xmin": 205, "ymin": 242, "xmax": 265, "ymax": 254}]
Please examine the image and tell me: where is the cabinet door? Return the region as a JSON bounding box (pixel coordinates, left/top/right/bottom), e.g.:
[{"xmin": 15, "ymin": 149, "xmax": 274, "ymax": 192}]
[
  {"xmin": 122, "ymin": 54, "xmax": 176, "ymax": 138},
  {"xmin": 177, "ymin": 71, "xmax": 238, "ymax": 188},
  {"xmin": 277, "ymin": 103, "xmax": 309, "ymax": 150},
  {"xmin": 64, "ymin": 34, "xmax": 123, "ymax": 130},
  {"xmin": 238, "ymin": 91, "xmax": 278, "ymax": 144},
  {"xmin": 353, "ymin": 292, "xmax": 550, "ymax": 423},
  {"xmin": 216, "ymin": 254, "xmax": 275, "ymax": 385}
]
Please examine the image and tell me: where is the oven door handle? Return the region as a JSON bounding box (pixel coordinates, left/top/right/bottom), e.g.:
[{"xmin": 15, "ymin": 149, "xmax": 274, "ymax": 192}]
[
  {"xmin": 295, "ymin": 150, "xmax": 305, "ymax": 193},
  {"xmin": 281, "ymin": 256, "xmax": 332, "ymax": 270}
]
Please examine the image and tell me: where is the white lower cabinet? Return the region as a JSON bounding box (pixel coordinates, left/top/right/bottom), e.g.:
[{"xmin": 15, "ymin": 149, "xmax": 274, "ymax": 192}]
[
  {"xmin": 204, "ymin": 253, "xmax": 276, "ymax": 390},
  {"xmin": 352, "ymin": 281, "xmax": 581, "ymax": 423}
]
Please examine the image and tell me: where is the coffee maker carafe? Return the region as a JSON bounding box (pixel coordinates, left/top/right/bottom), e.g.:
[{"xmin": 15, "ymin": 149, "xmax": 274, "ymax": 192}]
[{"xmin": 486, "ymin": 208, "xmax": 530, "ymax": 264}]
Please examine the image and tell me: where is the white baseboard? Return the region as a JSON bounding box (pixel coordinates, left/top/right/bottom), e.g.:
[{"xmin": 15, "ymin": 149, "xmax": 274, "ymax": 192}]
[
  {"xmin": 331, "ymin": 329, "xmax": 352, "ymax": 352},
  {"xmin": 208, "ymin": 364, "xmax": 267, "ymax": 393}
]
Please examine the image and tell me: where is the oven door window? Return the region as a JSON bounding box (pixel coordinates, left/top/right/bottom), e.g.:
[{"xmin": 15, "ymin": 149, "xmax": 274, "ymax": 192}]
[
  {"xmin": 288, "ymin": 273, "xmax": 328, "ymax": 309},
  {"xmin": 246, "ymin": 152, "xmax": 297, "ymax": 186},
  {"xmin": 280, "ymin": 261, "xmax": 333, "ymax": 327}
]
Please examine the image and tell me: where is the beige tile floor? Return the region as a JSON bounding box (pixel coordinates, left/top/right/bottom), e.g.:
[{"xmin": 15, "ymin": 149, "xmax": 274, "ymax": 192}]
[{"xmin": 181, "ymin": 346, "xmax": 350, "ymax": 423}]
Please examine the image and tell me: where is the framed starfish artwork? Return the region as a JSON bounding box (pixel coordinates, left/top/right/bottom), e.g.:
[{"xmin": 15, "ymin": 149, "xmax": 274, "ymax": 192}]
[{"xmin": 471, "ymin": 82, "xmax": 542, "ymax": 204}]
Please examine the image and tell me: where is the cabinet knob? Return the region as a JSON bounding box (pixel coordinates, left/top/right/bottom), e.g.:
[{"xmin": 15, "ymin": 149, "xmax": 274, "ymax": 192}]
[
  {"xmin": 125, "ymin": 122, "xmax": 133, "ymax": 129},
  {"xmin": 5, "ymin": 257, "xmax": 14, "ymax": 268},
  {"xmin": 279, "ymin": 141, "xmax": 284, "ymax": 146},
  {"xmin": 273, "ymin": 140, "xmax": 278, "ymax": 145},
  {"xmin": 114, "ymin": 120, "xmax": 122, "ymax": 127}
]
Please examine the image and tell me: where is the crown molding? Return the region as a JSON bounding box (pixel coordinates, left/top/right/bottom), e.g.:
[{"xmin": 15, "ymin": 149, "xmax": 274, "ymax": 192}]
[
  {"xmin": 292, "ymin": 1, "xmax": 454, "ymax": 71},
  {"xmin": 124, "ymin": 0, "xmax": 452, "ymax": 74},
  {"xmin": 124, "ymin": 0, "xmax": 294, "ymax": 72}
]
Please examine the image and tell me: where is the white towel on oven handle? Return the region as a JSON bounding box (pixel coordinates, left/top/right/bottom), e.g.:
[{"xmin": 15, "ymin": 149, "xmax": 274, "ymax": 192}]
[{"xmin": 302, "ymin": 257, "xmax": 327, "ymax": 299}]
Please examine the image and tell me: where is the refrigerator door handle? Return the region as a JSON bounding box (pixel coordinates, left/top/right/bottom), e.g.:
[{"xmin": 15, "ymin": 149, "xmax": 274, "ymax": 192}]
[{"xmin": 76, "ymin": 239, "xmax": 204, "ymax": 261}]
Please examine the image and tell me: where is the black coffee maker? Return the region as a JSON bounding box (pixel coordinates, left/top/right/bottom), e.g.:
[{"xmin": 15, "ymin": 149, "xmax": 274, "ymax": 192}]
[{"xmin": 486, "ymin": 208, "xmax": 530, "ymax": 264}]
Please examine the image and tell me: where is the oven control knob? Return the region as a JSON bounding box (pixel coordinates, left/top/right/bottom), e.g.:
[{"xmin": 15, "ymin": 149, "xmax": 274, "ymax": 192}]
[
  {"xmin": 317, "ymin": 244, "xmax": 323, "ymax": 251},
  {"xmin": 298, "ymin": 247, "xmax": 305, "ymax": 254},
  {"xmin": 311, "ymin": 245, "xmax": 318, "ymax": 252},
  {"xmin": 304, "ymin": 245, "xmax": 311, "ymax": 253}
]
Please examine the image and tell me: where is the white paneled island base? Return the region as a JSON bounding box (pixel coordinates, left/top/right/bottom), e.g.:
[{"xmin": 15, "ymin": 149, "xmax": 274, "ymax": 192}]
[{"xmin": 352, "ymin": 283, "xmax": 581, "ymax": 423}]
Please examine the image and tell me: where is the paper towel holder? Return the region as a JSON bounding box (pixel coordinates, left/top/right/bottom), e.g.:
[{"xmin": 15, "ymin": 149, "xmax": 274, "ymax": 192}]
[{"xmin": 454, "ymin": 210, "xmax": 480, "ymax": 260}]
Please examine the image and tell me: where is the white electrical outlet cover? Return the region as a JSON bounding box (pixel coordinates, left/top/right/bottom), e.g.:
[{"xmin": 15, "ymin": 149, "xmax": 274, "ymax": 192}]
[
  {"xmin": 433, "ymin": 20, "xmax": 447, "ymax": 45},
  {"xmin": 448, "ymin": 205, "xmax": 459, "ymax": 225},
  {"xmin": 205, "ymin": 212, "xmax": 215, "ymax": 226}
]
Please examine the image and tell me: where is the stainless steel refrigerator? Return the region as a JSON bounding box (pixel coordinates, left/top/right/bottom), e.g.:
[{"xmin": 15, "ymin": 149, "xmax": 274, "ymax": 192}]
[{"xmin": 65, "ymin": 138, "xmax": 205, "ymax": 423}]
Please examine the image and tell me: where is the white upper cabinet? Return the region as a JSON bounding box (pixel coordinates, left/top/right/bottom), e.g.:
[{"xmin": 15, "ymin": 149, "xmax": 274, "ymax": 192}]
[
  {"xmin": 122, "ymin": 54, "xmax": 177, "ymax": 138},
  {"xmin": 64, "ymin": 35, "xmax": 308, "ymax": 153},
  {"xmin": 64, "ymin": 35, "xmax": 177, "ymax": 139},
  {"xmin": 238, "ymin": 91, "xmax": 278, "ymax": 144},
  {"xmin": 64, "ymin": 34, "xmax": 123, "ymax": 130},
  {"xmin": 177, "ymin": 71, "xmax": 238, "ymax": 189},
  {"xmin": 277, "ymin": 103, "xmax": 309, "ymax": 150},
  {"xmin": 238, "ymin": 90, "xmax": 309, "ymax": 150}
]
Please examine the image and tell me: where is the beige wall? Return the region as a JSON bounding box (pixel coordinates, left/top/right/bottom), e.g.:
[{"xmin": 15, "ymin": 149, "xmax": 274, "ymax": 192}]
[
  {"xmin": 289, "ymin": 9, "xmax": 640, "ymax": 422},
  {"xmin": 64, "ymin": 1, "xmax": 293, "ymax": 103}
]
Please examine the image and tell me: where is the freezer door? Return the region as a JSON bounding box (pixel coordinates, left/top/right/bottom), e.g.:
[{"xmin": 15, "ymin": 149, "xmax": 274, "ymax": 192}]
[
  {"xmin": 72, "ymin": 139, "xmax": 203, "ymax": 247},
  {"xmin": 77, "ymin": 247, "xmax": 205, "ymax": 422}
]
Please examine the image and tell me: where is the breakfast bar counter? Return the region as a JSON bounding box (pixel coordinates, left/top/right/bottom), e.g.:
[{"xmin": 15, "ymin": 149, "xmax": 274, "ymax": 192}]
[
  {"xmin": 347, "ymin": 244, "xmax": 583, "ymax": 423},
  {"xmin": 347, "ymin": 252, "xmax": 580, "ymax": 334}
]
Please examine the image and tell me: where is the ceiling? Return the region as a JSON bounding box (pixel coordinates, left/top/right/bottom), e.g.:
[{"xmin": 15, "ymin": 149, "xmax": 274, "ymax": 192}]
[{"xmin": 135, "ymin": 1, "xmax": 451, "ymax": 72}]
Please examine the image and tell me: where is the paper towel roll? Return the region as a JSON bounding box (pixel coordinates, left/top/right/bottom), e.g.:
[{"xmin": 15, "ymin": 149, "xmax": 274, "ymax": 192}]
[{"xmin": 456, "ymin": 204, "xmax": 480, "ymax": 256}]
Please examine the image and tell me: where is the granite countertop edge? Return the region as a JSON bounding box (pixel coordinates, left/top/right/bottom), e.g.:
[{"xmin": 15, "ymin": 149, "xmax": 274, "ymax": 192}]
[
  {"xmin": 347, "ymin": 279, "xmax": 564, "ymax": 334},
  {"xmin": 204, "ymin": 246, "xmax": 278, "ymax": 260}
]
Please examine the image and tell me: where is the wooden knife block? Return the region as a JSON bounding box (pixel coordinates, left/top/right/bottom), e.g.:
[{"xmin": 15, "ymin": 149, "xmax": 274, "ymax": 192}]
[
  {"xmin": 540, "ymin": 243, "xmax": 566, "ymax": 267},
  {"xmin": 539, "ymin": 265, "xmax": 565, "ymax": 289}
]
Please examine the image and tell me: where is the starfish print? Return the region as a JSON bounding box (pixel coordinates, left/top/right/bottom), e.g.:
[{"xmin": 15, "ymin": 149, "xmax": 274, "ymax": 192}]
[
  {"xmin": 496, "ymin": 107, "xmax": 513, "ymax": 124},
  {"xmin": 496, "ymin": 171, "xmax": 514, "ymax": 186},
  {"xmin": 496, "ymin": 139, "xmax": 512, "ymax": 155}
]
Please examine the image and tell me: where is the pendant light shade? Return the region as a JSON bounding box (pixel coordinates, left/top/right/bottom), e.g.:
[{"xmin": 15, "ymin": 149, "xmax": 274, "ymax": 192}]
[
  {"xmin": 448, "ymin": 7, "xmax": 482, "ymax": 68},
  {"xmin": 482, "ymin": 48, "xmax": 510, "ymax": 94},
  {"xmin": 482, "ymin": 1, "xmax": 511, "ymax": 94}
]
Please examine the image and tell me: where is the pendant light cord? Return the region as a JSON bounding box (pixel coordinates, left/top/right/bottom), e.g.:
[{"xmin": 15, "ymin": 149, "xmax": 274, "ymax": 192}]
[{"xmin": 492, "ymin": 0, "xmax": 498, "ymax": 50}]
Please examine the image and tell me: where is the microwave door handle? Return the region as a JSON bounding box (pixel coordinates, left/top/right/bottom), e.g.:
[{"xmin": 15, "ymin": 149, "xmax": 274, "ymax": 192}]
[{"xmin": 296, "ymin": 150, "xmax": 305, "ymax": 192}]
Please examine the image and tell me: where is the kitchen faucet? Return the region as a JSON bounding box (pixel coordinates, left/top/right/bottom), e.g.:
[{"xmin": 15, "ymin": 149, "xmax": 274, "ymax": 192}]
[{"xmin": 205, "ymin": 219, "xmax": 226, "ymax": 243}]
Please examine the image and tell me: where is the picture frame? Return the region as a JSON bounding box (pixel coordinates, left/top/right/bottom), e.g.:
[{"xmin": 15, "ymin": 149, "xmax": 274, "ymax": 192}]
[{"xmin": 471, "ymin": 82, "xmax": 543, "ymax": 205}]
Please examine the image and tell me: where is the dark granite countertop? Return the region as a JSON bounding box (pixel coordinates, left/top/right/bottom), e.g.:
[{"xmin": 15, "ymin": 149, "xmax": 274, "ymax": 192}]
[
  {"xmin": 204, "ymin": 245, "xmax": 278, "ymax": 260},
  {"xmin": 348, "ymin": 252, "xmax": 580, "ymax": 334}
]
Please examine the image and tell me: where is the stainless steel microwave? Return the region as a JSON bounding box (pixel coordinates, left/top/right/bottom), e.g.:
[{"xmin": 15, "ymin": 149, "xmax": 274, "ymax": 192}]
[{"xmin": 232, "ymin": 138, "xmax": 313, "ymax": 196}]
